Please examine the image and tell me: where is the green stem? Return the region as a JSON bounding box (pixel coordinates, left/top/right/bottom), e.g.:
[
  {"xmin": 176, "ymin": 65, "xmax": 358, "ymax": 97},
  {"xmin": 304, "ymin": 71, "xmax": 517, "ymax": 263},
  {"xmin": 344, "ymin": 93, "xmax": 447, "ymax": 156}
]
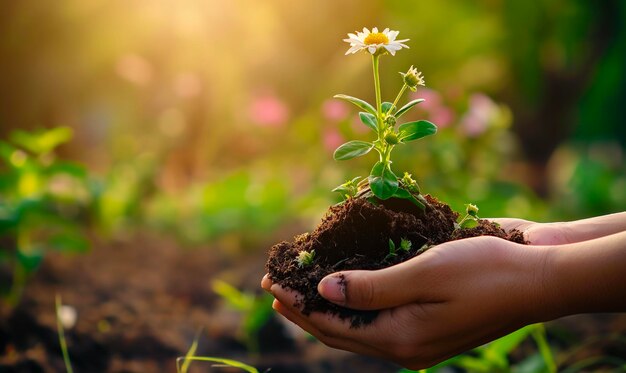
[
  {"xmin": 371, "ymin": 55, "xmax": 383, "ymax": 132},
  {"xmin": 56, "ymin": 295, "xmax": 74, "ymax": 373},
  {"xmin": 390, "ymin": 84, "xmax": 408, "ymax": 115}
]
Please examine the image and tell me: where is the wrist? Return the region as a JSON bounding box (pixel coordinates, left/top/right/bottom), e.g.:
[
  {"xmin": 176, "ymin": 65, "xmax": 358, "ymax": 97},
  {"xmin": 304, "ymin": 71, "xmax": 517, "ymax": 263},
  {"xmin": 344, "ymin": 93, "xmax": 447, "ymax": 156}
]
[
  {"xmin": 514, "ymin": 244, "xmax": 562, "ymax": 324},
  {"xmin": 539, "ymin": 232, "xmax": 626, "ymax": 318}
]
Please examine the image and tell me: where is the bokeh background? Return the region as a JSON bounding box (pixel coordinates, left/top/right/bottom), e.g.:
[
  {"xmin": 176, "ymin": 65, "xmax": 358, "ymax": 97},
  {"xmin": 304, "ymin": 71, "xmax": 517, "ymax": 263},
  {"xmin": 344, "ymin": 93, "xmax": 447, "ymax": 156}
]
[{"xmin": 1, "ymin": 1, "xmax": 625, "ymax": 372}]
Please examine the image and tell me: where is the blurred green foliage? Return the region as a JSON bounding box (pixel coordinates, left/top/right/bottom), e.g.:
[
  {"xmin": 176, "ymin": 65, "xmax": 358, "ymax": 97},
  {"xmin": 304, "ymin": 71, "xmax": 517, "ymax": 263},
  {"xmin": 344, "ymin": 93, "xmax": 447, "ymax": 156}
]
[
  {"xmin": 400, "ymin": 324, "xmax": 556, "ymax": 373},
  {"xmin": 0, "ymin": 127, "xmax": 91, "ymax": 304},
  {"xmin": 212, "ymin": 279, "xmax": 274, "ymax": 354}
]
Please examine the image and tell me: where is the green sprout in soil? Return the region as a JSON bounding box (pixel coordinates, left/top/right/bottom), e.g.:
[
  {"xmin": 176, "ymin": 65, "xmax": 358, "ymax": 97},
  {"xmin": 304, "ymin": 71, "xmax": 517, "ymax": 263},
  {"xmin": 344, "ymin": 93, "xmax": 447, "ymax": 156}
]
[
  {"xmin": 296, "ymin": 249, "xmax": 316, "ymax": 267},
  {"xmin": 457, "ymin": 203, "xmax": 480, "ymax": 229},
  {"xmin": 333, "ymin": 27, "xmax": 437, "ymax": 209},
  {"xmin": 385, "ymin": 238, "xmax": 413, "ymax": 261}
]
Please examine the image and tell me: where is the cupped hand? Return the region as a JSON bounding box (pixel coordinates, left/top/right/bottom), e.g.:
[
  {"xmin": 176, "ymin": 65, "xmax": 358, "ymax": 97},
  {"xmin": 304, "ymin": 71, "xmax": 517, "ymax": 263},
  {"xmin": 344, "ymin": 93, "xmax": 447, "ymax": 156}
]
[{"xmin": 263, "ymin": 236, "xmax": 550, "ymax": 370}]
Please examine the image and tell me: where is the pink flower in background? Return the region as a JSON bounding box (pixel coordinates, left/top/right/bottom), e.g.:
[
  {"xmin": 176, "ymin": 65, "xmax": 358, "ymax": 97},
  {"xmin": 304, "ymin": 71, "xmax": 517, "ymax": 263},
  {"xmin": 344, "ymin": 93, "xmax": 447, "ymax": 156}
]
[
  {"xmin": 430, "ymin": 107, "xmax": 454, "ymax": 128},
  {"xmin": 410, "ymin": 88, "xmax": 441, "ymax": 111},
  {"xmin": 460, "ymin": 93, "xmax": 496, "ymax": 137},
  {"xmin": 116, "ymin": 54, "xmax": 153, "ymax": 86},
  {"xmin": 322, "ymin": 99, "xmax": 349, "ymax": 122},
  {"xmin": 323, "ymin": 129, "xmax": 344, "ymax": 153},
  {"xmin": 351, "ymin": 114, "xmax": 370, "ymax": 134},
  {"xmin": 249, "ymin": 93, "xmax": 290, "ymax": 128}
]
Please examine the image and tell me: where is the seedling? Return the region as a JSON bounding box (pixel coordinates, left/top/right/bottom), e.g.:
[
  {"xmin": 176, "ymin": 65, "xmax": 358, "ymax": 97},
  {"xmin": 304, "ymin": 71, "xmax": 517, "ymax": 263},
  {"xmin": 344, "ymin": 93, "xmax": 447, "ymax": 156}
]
[
  {"xmin": 457, "ymin": 203, "xmax": 480, "ymax": 229},
  {"xmin": 333, "ymin": 27, "xmax": 437, "ymax": 210},
  {"xmin": 332, "ymin": 176, "xmax": 362, "ymax": 200},
  {"xmin": 385, "ymin": 238, "xmax": 412, "ymax": 261},
  {"xmin": 296, "ymin": 250, "xmax": 316, "ymax": 267},
  {"xmin": 211, "ymin": 280, "xmax": 274, "ymax": 353}
]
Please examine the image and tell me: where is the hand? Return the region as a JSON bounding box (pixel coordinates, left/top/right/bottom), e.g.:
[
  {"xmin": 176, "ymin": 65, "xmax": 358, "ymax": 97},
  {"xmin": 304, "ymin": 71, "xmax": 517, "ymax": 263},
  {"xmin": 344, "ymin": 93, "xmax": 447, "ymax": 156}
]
[
  {"xmin": 493, "ymin": 211, "xmax": 626, "ymax": 245},
  {"xmin": 262, "ymin": 212, "xmax": 626, "ymax": 369},
  {"xmin": 263, "ymin": 236, "xmax": 549, "ymax": 369}
]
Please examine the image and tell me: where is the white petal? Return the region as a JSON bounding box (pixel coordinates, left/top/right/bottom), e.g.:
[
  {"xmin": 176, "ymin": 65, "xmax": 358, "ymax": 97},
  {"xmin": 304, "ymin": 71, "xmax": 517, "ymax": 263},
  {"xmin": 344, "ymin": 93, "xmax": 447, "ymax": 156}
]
[
  {"xmin": 372, "ymin": 27, "xmax": 378, "ymax": 33},
  {"xmin": 363, "ymin": 27, "xmax": 370, "ymax": 34},
  {"xmin": 395, "ymin": 38, "xmax": 410, "ymax": 43},
  {"xmin": 368, "ymin": 45, "xmax": 377, "ymax": 54},
  {"xmin": 346, "ymin": 45, "xmax": 363, "ymax": 55}
]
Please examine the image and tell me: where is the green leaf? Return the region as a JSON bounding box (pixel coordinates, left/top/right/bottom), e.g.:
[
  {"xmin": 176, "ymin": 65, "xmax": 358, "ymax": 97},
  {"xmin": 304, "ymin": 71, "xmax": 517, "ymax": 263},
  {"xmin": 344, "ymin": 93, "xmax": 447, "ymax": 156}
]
[
  {"xmin": 358, "ymin": 112, "xmax": 378, "ymax": 132},
  {"xmin": 17, "ymin": 248, "xmax": 44, "ymax": 273},
  {"xmin": 333, "ymin": 141, "xmax": 374, "ymax": 161},
  {"xmin": 382, "ymin": 102, "xmax": 396, "ymax": 115},
  {"xmin": 49, "ymin": 232, "xmax": 90, "ymax": 253},
  {"xmin": 485, "ymin": 326, "xmax": 534, "ymax": 357},
  {"xmin": 398, "ymin": 120, "xmax": 437, "ymax": 142},
  {"xmin": 176, "ymin": 356, "xmax": 258, "ymax": 373},
  {"xmin": 333, "ymin": 94, "xmax": 377, "ymax": 116},
  {"xmin": 460, "ymin": 219, "xmax": 478, "ymax": 229},
  {"xmin": 395, "ymin": 99, "xmax": 425, "ymax": 119},
  {"xmin": 369, "ymin": 162, "xmax": 398, "ymax": 199},
  {"xmin": 388, "ymin": 239, "xmax": 396, "ymax": 254},
  {"xmin": 212, "ymin": 279, "xmax": 254, "ymax": 311},
  {"xmin": 11, "ymin": 127, "xmax": 73, "ymax": 155},
  {"xmin": 46, "ymin": 161, "xmax": 87, "ymax": 179},
  {"xmin": 180, "ymin": 330, "xmax": 201, "ymax": 373},
  {"xmin": 244, "ymin": 294, "xmax": 274, "ymax": 336},
  {"xmin": 391, "ymin": 187, "xmax": 426, "ymax": 210}
]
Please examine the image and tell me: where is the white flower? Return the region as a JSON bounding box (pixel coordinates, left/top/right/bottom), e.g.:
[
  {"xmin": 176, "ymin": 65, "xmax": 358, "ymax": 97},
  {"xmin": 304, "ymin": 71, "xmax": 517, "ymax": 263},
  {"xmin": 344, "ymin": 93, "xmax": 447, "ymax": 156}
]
[
  {"xmin": 344, "ymin": 27, "xmax": 409, "ymax": 56},
  {"xmin": 59, "ymin": 305, "xmax": 77, "ymax": 329}
]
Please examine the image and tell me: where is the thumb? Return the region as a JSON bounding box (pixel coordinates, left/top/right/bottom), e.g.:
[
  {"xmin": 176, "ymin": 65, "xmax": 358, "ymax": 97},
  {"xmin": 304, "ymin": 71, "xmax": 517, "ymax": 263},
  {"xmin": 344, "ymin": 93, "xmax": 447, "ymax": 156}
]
[{"xmin": 317, "ymin": 259, "xmax": 433, "ymax": 310}]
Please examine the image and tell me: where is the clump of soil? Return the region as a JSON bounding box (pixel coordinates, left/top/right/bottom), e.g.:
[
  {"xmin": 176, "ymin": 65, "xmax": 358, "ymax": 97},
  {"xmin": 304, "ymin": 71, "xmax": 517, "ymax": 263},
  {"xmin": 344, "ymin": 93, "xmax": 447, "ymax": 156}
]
[{"xmin": 266, "ymin": 194, "xmax": 526, "ymax": 327}]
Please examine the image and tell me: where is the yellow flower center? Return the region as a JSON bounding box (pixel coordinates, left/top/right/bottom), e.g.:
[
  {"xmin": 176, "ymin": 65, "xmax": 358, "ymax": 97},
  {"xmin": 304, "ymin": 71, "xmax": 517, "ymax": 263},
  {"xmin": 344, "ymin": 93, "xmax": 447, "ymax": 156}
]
[{"xmin": 364, "ymin": 32, "xmax": 389, "ymax": 45}]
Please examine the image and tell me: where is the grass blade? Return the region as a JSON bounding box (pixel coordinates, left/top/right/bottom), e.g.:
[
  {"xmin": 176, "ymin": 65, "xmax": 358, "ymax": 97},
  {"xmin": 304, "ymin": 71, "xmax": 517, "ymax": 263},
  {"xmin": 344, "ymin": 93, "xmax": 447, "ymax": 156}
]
[{"xmin": 55, "ymin": 294, "xmax": 74, "ymax": 373}]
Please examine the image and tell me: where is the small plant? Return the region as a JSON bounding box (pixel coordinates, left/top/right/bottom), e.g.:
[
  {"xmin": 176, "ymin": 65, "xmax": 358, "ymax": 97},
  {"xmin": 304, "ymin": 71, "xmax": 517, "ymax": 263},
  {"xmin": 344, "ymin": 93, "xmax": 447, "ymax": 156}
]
[
  {"xmin": 457, "ymin": 203, "xmax": 480, "ymax": 229},
  {"xmin": 331, "ymin": 176, "xmax": 362, "ymax": 200},
  {"xmin": 176, "ymin": 330, "xmax": 261, "ymax": 373},
  {"xmin": 333, "ymin": 27, "xmax": 437, "ymax": 209},
  {"xmin": 296, "ymin": 249, "xmax": 316, "ymax": 267},
  {"xmin": 211, "ymin": 279, "xmax": 274, "ymax": 354},
  {"xmin": 385, "ymin": 238, "xmax": 412, "ymax": 261},
  {"xmin": 0, "ymin": 127, "xmax": 91, "ymax": 306}
]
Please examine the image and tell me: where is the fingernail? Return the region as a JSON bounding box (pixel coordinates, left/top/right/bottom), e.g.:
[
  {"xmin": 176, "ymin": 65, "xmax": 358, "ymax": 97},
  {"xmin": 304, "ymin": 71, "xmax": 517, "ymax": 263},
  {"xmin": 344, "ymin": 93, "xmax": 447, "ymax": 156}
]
[{"xmin": 318, "ymin": 275, "xmax": 345, "ymax": 304}]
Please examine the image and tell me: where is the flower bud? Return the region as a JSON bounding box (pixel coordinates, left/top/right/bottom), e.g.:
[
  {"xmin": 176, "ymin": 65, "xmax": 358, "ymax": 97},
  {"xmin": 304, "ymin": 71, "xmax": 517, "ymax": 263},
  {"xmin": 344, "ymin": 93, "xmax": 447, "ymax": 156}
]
[
  {"xmin": 384, "ymin": 115, "xmax": 396, "ymax": 127},
  {"xmin": 400, "ymin": 65, "xmax": 425, "ymax": 91},
  {"xmin": 466, "ymin": 203, "xmax": 479, "ymax": 217},
  {"xmin": 384, "ymin": 132, "xmax": 399, "ymax": 145},
  {"xmin": 401, "ymin": 172, "xmax": 420, "ymax": 194}
]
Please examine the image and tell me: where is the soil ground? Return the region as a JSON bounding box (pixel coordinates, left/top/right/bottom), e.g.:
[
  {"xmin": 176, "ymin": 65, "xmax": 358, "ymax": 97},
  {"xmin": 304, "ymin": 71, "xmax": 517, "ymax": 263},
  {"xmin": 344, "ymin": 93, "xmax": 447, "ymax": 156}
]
[
  {"xmin": 0, "ymin": 216, "xmax": 624, "ymax": 372},
  {"xmin": 0, "ymin": 231, "xmax": 398, "ymax": 372}
]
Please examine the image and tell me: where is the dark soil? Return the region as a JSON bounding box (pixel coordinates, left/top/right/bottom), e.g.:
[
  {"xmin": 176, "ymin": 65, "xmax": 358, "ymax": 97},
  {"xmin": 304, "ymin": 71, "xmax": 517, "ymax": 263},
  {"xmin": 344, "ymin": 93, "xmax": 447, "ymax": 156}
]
[
  {"xmin": 0, "ymin": 231, "xmax": 398, "ymax": 372},
  {"xmin": 266, "ymin": 194, "xmax": 527, "ymax": 327}
]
